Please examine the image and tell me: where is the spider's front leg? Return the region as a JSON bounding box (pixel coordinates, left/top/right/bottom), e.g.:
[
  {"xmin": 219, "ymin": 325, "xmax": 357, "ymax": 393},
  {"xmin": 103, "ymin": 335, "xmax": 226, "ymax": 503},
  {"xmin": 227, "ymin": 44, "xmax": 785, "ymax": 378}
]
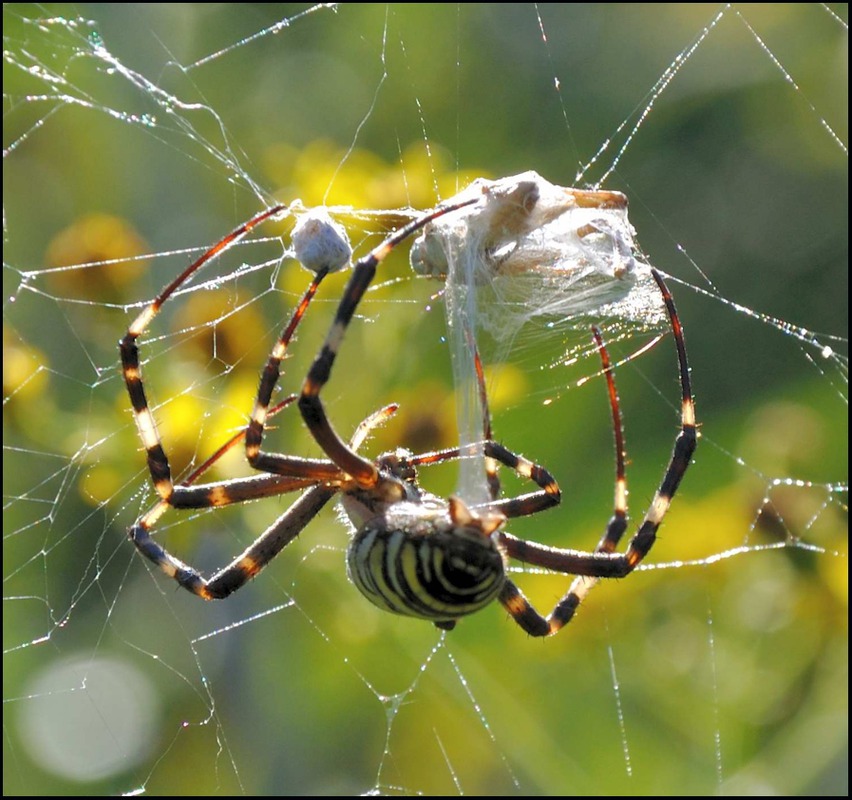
[
  {"xmin": 244, "ymin": 210, "xmax": 354, "ymax": 481},
  {"xmin": 297, "ymin": 198, "xmax": 480, "ymax": 488},
  {"xmin": 124, "ymin": 205, "xmax": 370, "ymax": 599},
  {"xmin": 120, "ymin": 204, "xmax": 288, "ymax": 503},
  {"xmin": 121, "ymin": 205, "xmax": 351, "ymax": 507}
]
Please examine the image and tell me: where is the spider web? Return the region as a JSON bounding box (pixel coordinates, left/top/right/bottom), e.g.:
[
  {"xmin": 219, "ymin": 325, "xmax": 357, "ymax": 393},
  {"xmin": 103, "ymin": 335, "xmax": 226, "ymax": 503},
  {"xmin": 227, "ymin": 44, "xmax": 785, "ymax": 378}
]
[{"xmin": 3, "ymin": 4, "xmax": 847, "ymax": 796}]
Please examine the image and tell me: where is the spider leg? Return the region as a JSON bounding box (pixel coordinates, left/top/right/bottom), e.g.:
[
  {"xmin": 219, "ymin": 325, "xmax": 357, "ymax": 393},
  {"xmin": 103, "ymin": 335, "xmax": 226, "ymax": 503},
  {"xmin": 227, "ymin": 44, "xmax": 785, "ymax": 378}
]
[
  {"xmin": 131, "ymin": 402, "xmax": 399, "ymax": 599},
  {"xmin": 120, "ymin": 201, "xmax": 398, "ymax": 598},
  {"xmin": 497, "ymin": 325, "xmax": 629, "ymax": 634},
  {"xmin": 543, "ymin": 326, "xmax": 631, "ymax": 625},
  {"xmin": 394, "ymin": 325, "xmax": 561, "ymax": 515},
  {"xmin": 243, "ymin": 267, "xmax": 347, "ymax": 482},
  {"xmin": 471, "ymin": 341, "xmax": 502, "ymax": 502},
  {"xmin": 589, "ymin": 325, "xmax": 630, "ymax": 555},
  {"xmin": 120, "ymin": 204, "xmax": 287, "ymax": 503},
  {"xmin": 179, "ymin": 395, "xmax": 297, "ymax": 486},
  {"xmin": 131, "ymin": 484, "xmax": 337, "ymax": 599},
  {"xmin": 399, "ymin": 439, "xmax": 561, "ymax": 518},
  {"xmin": 477, "ymin": 441, "xmax": 562, "ymax": 517},
  {"xmin": 498, "ymin": 268, "xmax": 697, "ymax": 636},
  {"xmin": 156, "ymin": 395, "xmax": 321, "ymax": 509},
  {"xmin": 298, "ymin": 197, "xmax": 480, "ymax": 488},
  {"xmin": 128, "ymin": 394, "xmax": 324, "ymax": 598}
]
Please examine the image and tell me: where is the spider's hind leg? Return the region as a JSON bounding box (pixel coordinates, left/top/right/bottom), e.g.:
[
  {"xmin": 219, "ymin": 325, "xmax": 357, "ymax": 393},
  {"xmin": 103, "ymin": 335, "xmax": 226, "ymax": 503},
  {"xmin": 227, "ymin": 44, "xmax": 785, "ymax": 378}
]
[
  {"xmin": 498, "ymin": 270, "xmax": 696, "ymax": 636},
  {"xmin": 497, "ymin": 324, "xmax": 629, "ymax": 636}
]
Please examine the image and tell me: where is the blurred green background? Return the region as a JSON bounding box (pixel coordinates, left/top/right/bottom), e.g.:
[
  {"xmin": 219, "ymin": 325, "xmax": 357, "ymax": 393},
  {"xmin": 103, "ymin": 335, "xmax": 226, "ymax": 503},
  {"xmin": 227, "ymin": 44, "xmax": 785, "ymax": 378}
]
[{"xmin": 3, "ymin": 4, "xmax": 847, "ymax": 796}]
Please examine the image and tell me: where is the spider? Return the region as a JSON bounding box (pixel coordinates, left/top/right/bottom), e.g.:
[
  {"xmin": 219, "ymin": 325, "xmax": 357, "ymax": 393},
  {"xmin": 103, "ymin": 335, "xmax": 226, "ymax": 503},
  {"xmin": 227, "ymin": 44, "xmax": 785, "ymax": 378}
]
[{"xmin": 122, "ymin": 188, "xmax": 696, "ymax": 635}]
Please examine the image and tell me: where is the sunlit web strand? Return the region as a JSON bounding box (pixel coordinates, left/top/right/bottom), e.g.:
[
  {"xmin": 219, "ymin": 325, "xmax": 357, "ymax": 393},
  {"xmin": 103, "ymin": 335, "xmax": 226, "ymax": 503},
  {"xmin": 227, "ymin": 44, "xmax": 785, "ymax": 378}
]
[
  {"xmin": 578, "ymin": 5, "xmax": 727, "ymax": 187},
  {"xmin": 735, "ymin": 6, "xmax": 847, "ymax": 155},
  {"xmin": 186, "ymin": 4, "xmax": 339, "ymax": 70}
]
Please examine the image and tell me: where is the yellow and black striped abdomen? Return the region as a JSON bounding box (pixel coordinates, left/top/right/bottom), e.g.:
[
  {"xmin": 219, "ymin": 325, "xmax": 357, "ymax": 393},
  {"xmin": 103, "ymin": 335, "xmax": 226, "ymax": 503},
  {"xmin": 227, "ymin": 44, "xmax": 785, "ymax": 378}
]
[{"xmin": 346, "ymin": 507, "xmax": 506, "ymax": 624}]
